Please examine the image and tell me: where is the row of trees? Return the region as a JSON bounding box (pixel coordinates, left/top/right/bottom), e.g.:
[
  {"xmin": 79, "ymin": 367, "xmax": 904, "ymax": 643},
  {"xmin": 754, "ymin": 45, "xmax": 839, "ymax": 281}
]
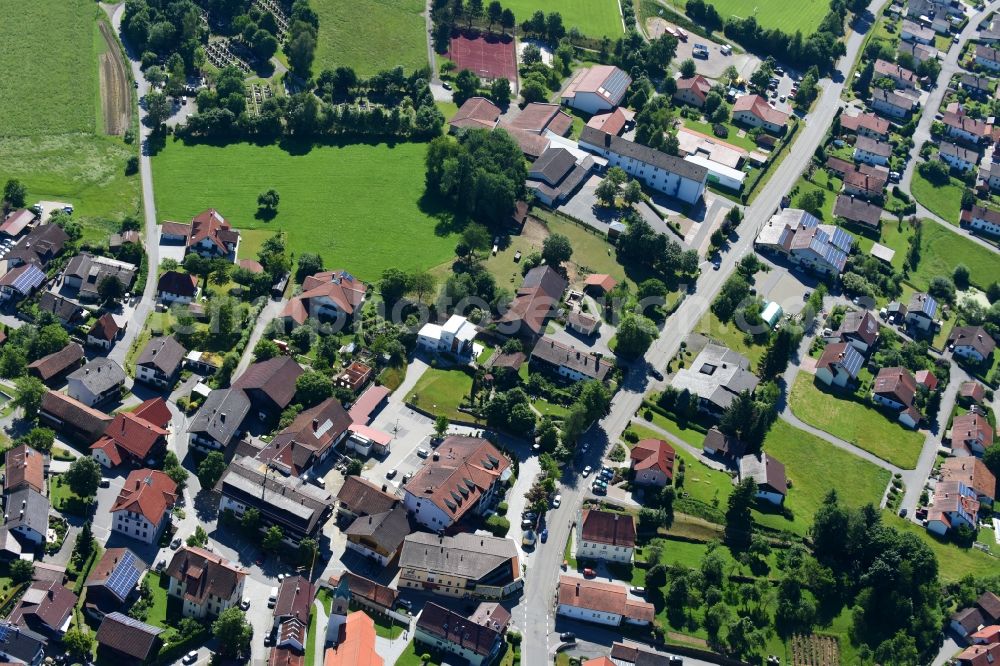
[{"xmin": 431, "ymin": 0, "xmax": 517, "ymax": 53}]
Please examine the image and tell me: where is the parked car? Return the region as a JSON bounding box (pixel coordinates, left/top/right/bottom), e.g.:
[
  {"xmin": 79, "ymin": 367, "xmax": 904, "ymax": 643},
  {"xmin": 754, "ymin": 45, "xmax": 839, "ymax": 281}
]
[
  {"xmin": 582, "ymin": 465, "xmax": 592, "ymax": 477},
  {"xmin": 522, "ymin": 530, "xmax": 536, "ymax": 547},
  {"xmin": 442, "ymin": 82, "xmax": 452, "ymax": 90},
  {"xmin": 402, "ymin": 472, "xmax": 412, "ymax": 484},
  {"xmin": 540, "ymin": 528, "xmax": 549, "ymax": 543},
  {"xmin": 183, "ymin": 652, "xmax": 198, "ymax": 664},
  {"xmin": 631, "ymin": 587, "xmax": 646, "ymax": 596},
  {"xmin": 99, "ymin": 479, "xmax": 110, "ymax": 488},
  {"xmin": 386, "ymin": 468, "xmax": 397, "ymax": 479},
  {"xmin": 898, "ymin": 508, "xmax": 908, "ymax": 518},
  {"xmin": 560, "ymin": 632, "xmax": 576, "ymax": 642},
  {"xmin": 523, "ymin": 511, "xmax": 538, "ymax": 521},
  {"xmin": 583, "ymin": 568, "xmax": 597, "ymax": 578},
  {"xmin": 417, "ymin": 448, "xmax": 429, "ymax": 458},
  {"xmin": 650, "ymin": 368, "xmax": 664, "ymax": 381},
  {"xmin": 396, "ymin": 598, "xmax": 413, "ymax": 612},
  {"xmin": 552, "ymin": 494, "xmax": 561, "ymax": 508},
  {"xmin": 240, "ymin": 598, "xmax": 250, "ymax": 610},
  {"xmin": 522, "ymin": 518, "xmax": 534, "ymax": 529},
  {"xmin": 170, "ymin": 536, "xmax": 182, "ymax": 549}
]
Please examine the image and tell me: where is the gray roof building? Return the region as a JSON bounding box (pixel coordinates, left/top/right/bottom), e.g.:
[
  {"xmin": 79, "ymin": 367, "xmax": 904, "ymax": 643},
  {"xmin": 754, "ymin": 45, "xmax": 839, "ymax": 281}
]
[
  {"xmin": 529, "ymin": 336, "xmax": 613, "ymax": 381},
  {"xmin": 579, "ymin": 126, "xmax": 708, "ymax": 182},
  {"xmin": 66, "ymin": 359, "xmax": 125, "ymax": 397},
  {"xmin": 4, "ymin": 488, "xmax": 49, "ymax": 541},
  {"xmin": 740, "ymin": 453, "xmax": 788, "ymax": 498},
  {"xmin": 670, "ymin": 344, "xmax": 759, "ymax": 413},
  {"xmin": 137, "ymin": 336, "xmax": 186, "ymax": 376},
  {"xmin": 187, "ymin": 388, "xmax": 251, "ymax": 448},
  {"xmin": 399, "ymin": 532, "xmax": 520, "ymax": 585},
  {"xmin": 0, "ymin": 620, "xmax": 46, "ymax": 664}
]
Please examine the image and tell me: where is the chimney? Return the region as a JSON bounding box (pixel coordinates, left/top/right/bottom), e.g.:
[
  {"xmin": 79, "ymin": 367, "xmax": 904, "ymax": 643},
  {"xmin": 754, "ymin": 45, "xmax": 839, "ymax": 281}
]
[
  {"xmin": 220, "ymin": 413, "xmax": 226, "ymax": 423},
  {"xmin": 381, "ymin": 484, "xmax": 388, "ymax": 492},
  {"xmin": 576, "ymin": 583, "xmax": 581, "ymax": 596},
  {"xmin": 313, "ymin": 418, "xmax": 319, "ymax": 431}
]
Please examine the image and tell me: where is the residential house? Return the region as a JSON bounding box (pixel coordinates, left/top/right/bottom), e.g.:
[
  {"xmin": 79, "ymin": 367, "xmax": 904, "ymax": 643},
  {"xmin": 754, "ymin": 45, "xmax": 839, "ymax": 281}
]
[
  {"xmin": 62, "ymin": 253, "xmax": 136, "ymax": 301},
  {"xmin": 673, "ymin": 75, "xmax": 713, "ymax": 108},
  {"xmin": 4, "ymin": 445, "xmax": 45, "ymax": 495},
  {"xmin": 629, "ymin": 439, "xmax": 675, "ymax": 487},
  {"xmin": 273, "ymin": 576, "xmax": 314, "ymax": 630},
  {"xmin": 842, "ymin": 167, "xmax": 888, "ymax": 200},
  {"xmin": 9, "ymin": 580, "xmax": 77, "ymax": 637},
  {"xmin": 261, "ymin": 397, "xmax": 353, "ymax": 476},
  {"xmin": 3, "ymin": 488, "xmax": 47, "ymax": 546},
  {"xmin": 837, "ymin": 309, "xmax": 880, "ymax": 354},
  {"xmin": 280, "ymin": 270, "xmax": 367, "ymax": 327},
  {"xmin": 417, "ymin": 314, "xmax": 477, "ymax": 359},
  {"xmin": 345, "ymin": 505, "xmax": 412, "ymax": 566},
  {"xmin": 91, "ymin": 398, "xmax": 170, "ymax": 468},
  {"xmin": 336, "ymin": 475, "xmax": 401, "ymax": 523},
  {"xmin": 507, "ymin": 102, "xmax": 574, "ymax": 135},
  {"xmin": 28, "ymin": 342, "xmax": 83, "ymax": 384},
  {"xmin": 187, "ymin": 209, "xmax": 239, "ymax": 261},
  {"xmin": 670, "ymin": 344, "xmax": 759, "ymax": 416},
  {"xmin": 834, "ymin": 195, "xmax": 883, "ymax": 229},
  {"xmin": 188, "ymin": 388, "xmax": 251, "ymax": 452},
  {"xmin": 566, "ymin": 311, "xmax": 600, "ymax": 336},
  {"xmin": 870, "ymin": 88, "xmax": 917, "ymax": 119},
  {"xmin": 578, "ymin": 126, "xmax": 708, "ymax": 204},
  {"xmin": 702, "ymin": 427, "xmax": 746, "ymax": 462},
  {"xmin": 561, "ymin": 65, "xmax": 631, "ymax": 114},
  {"xmin": 905, "ymin": 292, "xmax": 937, "ymax": 332},
  {"xmin": 899, "ymin": 40, "xmax": 938, "ymax": 63},
  {"xmin": 232, "ymin": 356, "xmax": 304, "ymax": 416},
  {"xmin": 732, "ymin": 94, "xmax": 788, "ymax": 133},
  {"xmin": 86, "ymin": 313, "xmax": 121, "ymax": 350},
  {"xmin": 556, "ymin": 577, "xmax": 654, "ymax": 627},
  {"xmin": 39, "ymin": 391, "xmax": 112, "ymax": 444},
  {"xmin": 951, "ymin": 411, "xmax": 994, "ymax": 455},
  {"xmin": 529, "ymin": 336, "xmax": 613, "ymax": 382},
  {"xmin": 576, "ymin": 509, "xmax": 636, "ymax": 564},
  {"xmin": 926, "ymin": 480, "xmax": 980, "ymax": 536},
  {"xmin": 448, "ymin": 97, "xmax": 501, "ymax": 132},
  {"xmin": 156, "ymin": 271, "xmax": 199, "ymax": 304},
  {"xmin": 95, "ymin": 613, "xmax": 163, "ymax": 663},
  {"xmin": 336, "ymin": 361, "xmax": 372, "ymax": 393},
  {"xmin": 943, "ymin": 112, "xmax": 990, "ymax": 145},
  {"xmin": 940, "ymin": 142, "xmax": 979, "ymax": 172},
  {"xmin": 941, "ymin": 457, "xmax": 996, "ymax": 506},
  {"xmin": 956, "ymin": 643, "xmax": 1000, "ymax": 666},
  {"xmin": 952, "ymin": 593, "xmax": 1000, "ymax": 638},
  {"xmin": 136, "ymin": 335, "xmax": 186, "ymax": 388},
  {"xmin": 165, "ymin": 546, "xmax": 246, "ymax": 619},
  {"xmin": 873, "ymin": 59, "xmax": 918, "ymax": 89},
  {"xmin": 66, "ymin": 358, "xmax": 125, "ymax": 407},
  {"xmin": 108, "ymin": 229, "xmax": 140, "ymax": 252},
  {"xmin": 526, "ymin": 147, "xmax": 594, "ymax": 206},
  {"xmin": 959, "ymin": 380, "xmax": 987, "ymax": 405},
  {"xmin": 84, "ymin": 548, "xmax": 147, "ymax": 620},
  {"xmin": 402, "ymin": 436, "xmax": 511, "ymax": 531},
  {"xmin": 497, "ymin": 265, "xmax": 567, "ymax": 340},
  {"xmin": 0, "ymin": 264, "xmax": 46, "ymax": 302},
  {"xmin": 969, "ymin": 625, "xmax": 1000, "ymax": 646},
  {"xmin": 949, "ymin": 325, "xmax": 997, "ymax": 363},
  {"xmin": 815, "ymin": 342, "xmax": 865, "ymax": 388},
  {"xmin": 963, "ymin": 204, "xmax": 1000, "ymax": 236},
  {"xmin": 37, "ymin": 293, "xmax": 83, "ymax": 328},
  {"xmin": 739, "ymin": 453, "xmax": 788, "ymax": 505},
  {"xmin": 901, "ymin": 19, "xmax": 935, "ymax": 44},
  {"xmin": 415, "ymin": 602, "xmax": 508, "ymax": 666},
  {"xmin": 754, "ymin": 208, "xmax": 853, "ymax": 275},
  {"xmin": 854, "ymin": 136, "xmax": 892, "ymax": 166},
  {"xmin": 872, "ymin": 366, "xmax": 921, "ymax": 427},
  {"xmin": 960, "ymin": 73, "xmax": 993, "ymax": 97},
  {"xmin": 840, "ymin": 113, "xmax": 891, "ymax": 141},
  {"xmin": 0, "ymin": 210, "xmax": 35, "ymax": 239},
  {"xmin": 343, "ymin": 422, "xmax": 392, "ymax": 458},
  {"xmin": 976, "ymin": 44, "xmax": 1000, "ymax": 71},
  {"xmin": 397, "ymin": 532, "xmax": 523, "ymax": 600},
  {"xmin": 7, "ymin": 223, "xmax": 68, "ymax": 268},
  {"xmin": 159, "ymin": 221, "xmax": 191, "ymax": 245},
  {"xmin": 0, "ymin": 621, "xmax": 45, "ymax": 665},
  {"xmin": 219, "ymin": 455, "xmax": 335, "ymax": 545},
  {"xmin": 110, "ymin": 469, "xmax": 177, "ymax": 545},
  {"xmin": 323, "ymin": 611, "xmax": 382, "ymax": 666}
]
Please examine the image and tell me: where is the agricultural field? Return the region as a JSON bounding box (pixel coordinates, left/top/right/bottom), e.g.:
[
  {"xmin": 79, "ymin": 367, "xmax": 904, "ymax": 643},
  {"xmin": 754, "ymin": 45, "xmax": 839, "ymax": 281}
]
[
  {"xmin": 0, "ymin": 0, "xmax": 140, "ymax": 243},
  {"xmin": 910, "ymin": 221, "xmax": 999, "ymax": 292},
  {"xmin": 664, "ymin": 0, "xmax": 831, "ymax": 35},
  {"xmin": 313, "ymin": 0, "xmax": 428, "ymax": 77},
  {"xmin": 152, "ymin": 140, "xmax": 460, "ymax": 281},
  {"xmin": 501, "ymin": 0, "xmax": 624, "ymax": 37}
]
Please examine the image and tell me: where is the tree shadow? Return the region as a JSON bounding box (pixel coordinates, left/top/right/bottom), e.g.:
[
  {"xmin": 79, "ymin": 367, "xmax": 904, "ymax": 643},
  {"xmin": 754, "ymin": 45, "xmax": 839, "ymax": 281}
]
[{"xmin": 255, "ymin": 207, "xmax": 278, "ymax": 221}]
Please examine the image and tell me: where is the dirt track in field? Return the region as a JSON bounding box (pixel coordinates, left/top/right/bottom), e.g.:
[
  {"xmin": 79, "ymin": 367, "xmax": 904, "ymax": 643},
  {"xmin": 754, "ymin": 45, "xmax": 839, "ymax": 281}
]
[{"xmin": 98, "ymin": 20, "xmax": 130, "ymax": 135}]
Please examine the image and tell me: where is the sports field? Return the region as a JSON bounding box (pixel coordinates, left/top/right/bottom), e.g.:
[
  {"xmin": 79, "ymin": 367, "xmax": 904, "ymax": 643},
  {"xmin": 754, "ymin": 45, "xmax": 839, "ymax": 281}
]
[
  {"xmin": 313, "ymin": 0, "xmax": 428, "ymax": 77},
  {"xmin": 502, "ymin": 0, "xmax": 624, "ymax": 37},
  {"xmin": 0, "ymin": 0, "xmax": 139, "ymax": 242},
  {"xmin": 665, "ymin": 0, "xmax": 831, "ymax": 36},
  {"xmin": 151, "ymin": 140, "xmax": 460, "ymax": 281}
]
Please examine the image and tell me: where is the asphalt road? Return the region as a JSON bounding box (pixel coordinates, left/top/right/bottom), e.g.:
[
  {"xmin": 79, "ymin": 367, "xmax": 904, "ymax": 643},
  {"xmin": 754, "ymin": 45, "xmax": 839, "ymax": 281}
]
[{"xmin": 517, "ymin": 1, "xmax": 893, "ymax": 661}]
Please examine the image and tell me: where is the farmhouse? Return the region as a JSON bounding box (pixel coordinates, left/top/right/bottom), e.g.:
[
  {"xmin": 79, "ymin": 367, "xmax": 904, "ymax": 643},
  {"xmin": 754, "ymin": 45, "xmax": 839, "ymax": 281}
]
[
  {"xmin": 951, "ymin": 411, "xmax": 994, "ymax": 455},
  {"xmin": 671, "ymin": 344, "xmax": 759, "ymax": 416},
  {"xmin": 853, "ymin": 136, "xmax": 892, "ymax": 166},
  {"xmin": 165, "ymin": 546, "xmax": 246, "ymax": 619},
  {"xmin": 232, "ymin": 356, "xmax": 304, "ymax": 416},
  {"xmin": 448, "ymin": 97, "xmax": 501, "ymax": 132},
  {"xmin": 0, "ymin": 210, "xmax": 35, "ymax": 239},
  {"xmin": 940, "ymin": 141, "xmax": 979, "ymax": 172},
  {"xmin": 529, "ymin": 336, "xmax": 613, "ymax": 382},
  {"xmin": 110, "ymin": 469, "xmax": 177, "ymax": 545},
  {"xmin": 187, "ymin": 209, "xmax": 240, "ymax": 261},
  {"xmin": 397, "ymin": 532, "xmax": 523, "ymax": 600},
  {"xmin": 576, "ymin": 509, "xmax": 636, "ymax": 564},
  {"xmin": 961, "ymin": 205, "xmax": 1000, "ymax": 236},
  {"xmin": 66, "ymin": 358, "xmax": 125, "ymax": 407},
  {"xmin": 28, "ymin": 342, "xmax": 83, "ymax": 384},
  {"xmin": 673, "ymin": 75, "xmax": 713, "ymax": 108},
  {"xmin": 507, "ymin": 103, "xmax": 573, "ymax": 135},
  {"xmin": 95, "ymin": 613, "xmax": 163, "ymax": 663},
  {"xmin": 497, "ymin": 265, "xmax": 567, "ymax": 339},
  {"xmin": 156, "ymin": 271, "xmax": 199, "ymax": 303},
  {"xmin": 815, "ymin": 342, "xmax": 865, "ymax": 388},
  {"xmin": 834, "ymin": 195, "xmax": 883, "ymax": 229},
  {"xmin": 556, "ymin": 577, "xmax": 654, "ymax": 627},
  {"xmin": 578, "ymin": 126, "xmax": 707, "ymax": 205},
  {"xmin": 525, "ymin": 147, "xmax": 595, "ymax": 206},
  {"xmin": 948, "ymin": 326, "xmax": 996, "ymax": 363},
  {"xmin": 561, "ymin": 65, "xmax": 631, "ymax": 114},
  {"xmin": 732, "ymin": 94, "xmax": 788, "ymax": 134},
  {"xmin": 136, "ymin": 335, "xmax": 186, "ymax": 388},
  {"xmin": 739, "ymin": 453, "xmax": 788, "ymax": 505},
  {"xmin": 39, "ymin": 391, "xmax": 112, "ymax": 445},
  {"xmin": 415, "ymin": 602, "xmax": 507, "ymax": 666},
  {"xmin": 281, "ymin": 270, "xmax": 367, "ymax": 327},
  {"xmin": 629, "ymin": 438, "xmax": 675, "ymax": 487}
]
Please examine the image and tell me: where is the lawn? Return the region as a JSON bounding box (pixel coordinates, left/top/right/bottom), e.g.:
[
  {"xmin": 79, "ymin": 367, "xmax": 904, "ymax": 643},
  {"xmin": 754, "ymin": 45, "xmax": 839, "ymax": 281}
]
[
  {"xmin": 312, "ymin": 0, "xmax": 428, "ymax": 77},
  {"xmin": 0, "ymin": 0, "xmax": 140, "ymax": 244},
  {"xmin": 884, "ymin": 512, "xmax": 1000, "ymax": 583},
  {"xmin": 501, "ymin": 0, "xmax": 623, "ymax": 37},
  {"xmin": 371, "ymin": 612, "xmax": 406, "ymax": 639},
  {"xmin": 693, "ymin": 311, "xmax": 768, "ymax": 371},
  {"xmin": 792, "ymin": 170, "xmax": 842, "ymax": 222},
  {"xmin": 683, "ymin": 118, "xmax": 759, "ymax": 154},
  {"xmin": 406, "ymin": 367, "xmax": 479, "ymax": 422},
  {"xmin": 761, "ymin": 419, "xmax": 892, "ymax": 535},
  {"xmin": 789, "ymin": 374, "xmax": 924, "ymax": 469},
  {"xmin": 305, "ymin": 609, "xmax": 317, "ymax": 666},
  {"xmin": 396, "ymin": 641, "xmax": 442, "ymax": 666},
  {"xmin": 911, "ymin": 170, "xmax": 964, "ymax": 226},
  {"xmin": 910, "ymin": 221, "xmax": 1000, "ymax": 292},
  {"xmin": 664, "ymin": 0, "xmax": 831, "ymax": 35},
  {"xmin": 152, "ymin": 140, "xmax": 460, "ymax": 281},
  {"xmin": 530, "ymin": 210, "xmax": 633, "ymax": 287}
]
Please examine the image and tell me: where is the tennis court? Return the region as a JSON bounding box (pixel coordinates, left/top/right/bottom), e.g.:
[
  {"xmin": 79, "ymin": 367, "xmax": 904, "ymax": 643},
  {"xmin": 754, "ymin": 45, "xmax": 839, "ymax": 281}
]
[{"xmin": 448, "ymin": 31, "xmax": 518, "ymax": 86}]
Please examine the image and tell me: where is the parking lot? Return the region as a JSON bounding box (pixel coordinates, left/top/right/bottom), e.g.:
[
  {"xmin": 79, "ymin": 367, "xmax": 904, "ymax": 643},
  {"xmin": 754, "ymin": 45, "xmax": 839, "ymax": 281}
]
[{"xmin": 665, "ymin": 28, "xmax": 759, "ymax": 81}]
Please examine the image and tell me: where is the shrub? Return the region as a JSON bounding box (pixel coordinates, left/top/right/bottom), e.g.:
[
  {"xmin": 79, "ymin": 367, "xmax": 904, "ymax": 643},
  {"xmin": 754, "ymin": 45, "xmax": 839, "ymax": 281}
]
[
  {"xmin": 712, "ymin": 123, "xmax": 729, "ymax": 138},
  {"xmin": 484, "ymin": 515, "xmax": 510, "ymax": 536},
  {"xmin": 496, "ymin": 501, "xmax": 508, "ymax": 516}
]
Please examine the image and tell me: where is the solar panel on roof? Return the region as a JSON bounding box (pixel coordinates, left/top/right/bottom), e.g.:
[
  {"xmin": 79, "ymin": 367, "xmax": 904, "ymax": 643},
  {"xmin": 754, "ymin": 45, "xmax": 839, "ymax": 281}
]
[
  {"xmin": 106, "ymin": 550, "xmax": 143, "ymax": 601},
  {"xmin": 11, "ymin": 265, "xmax": 44, "ymax": 295},
  {"xmin": 0, "ymin": 622, "xmax": 12, "ymax": 642},
  {"xmin": 830, "ymin": 227, "xmax": 855, "ymax": 252}
]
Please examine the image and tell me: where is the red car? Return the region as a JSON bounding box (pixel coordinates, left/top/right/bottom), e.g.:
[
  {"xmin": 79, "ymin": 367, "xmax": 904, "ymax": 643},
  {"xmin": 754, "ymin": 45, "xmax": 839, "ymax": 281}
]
[{"xmin": 583, "ymin": 568, "xmax": 596, "ymax": 578}]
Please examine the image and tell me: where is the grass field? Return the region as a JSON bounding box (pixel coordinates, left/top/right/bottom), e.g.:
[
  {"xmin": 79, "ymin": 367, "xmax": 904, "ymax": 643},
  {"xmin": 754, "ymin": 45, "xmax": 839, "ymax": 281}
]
[
  {"xmin": 789, "ymin": 375, "xmax": 924, "ymax": 469},
  {"xmin": 152, "ymin": 140, "xmax": 460, "ymax": 280},
  {"xmin": 693, "ymin": 311, "xmax": 768, "ymax": 370},
  {"xmin": 792, "ymin": 170, "xmax": 842, "ymax": 222},
  {"xmin": 911, "ymin": 170, "xmax": 964, "ymax": 225},
  {"xmin": 406, "ymin": 367, "xmax": 479, "ymax": 422},
  {"xmin": 665, "ymin": 0, "xmax": 831, "ymax": 35},
  {"xmin": 0, "ymin": 0, "xmax": 140, "ymax": 243},
  {"xmin": 313, "ymin": 0, "xmax": 428, "ymax": 77},
  {"xmin": 502, "ymin": 0, "xmax": 624, "ymax": 37},
  {"xmin": 762, "ymin": 419, "xmax": 892, "ymax": 535},
  {"xmin": 910, "ymin": 221, "xmax": 1000, "ymax": 292},
  {"xmin": 884, "ymin": 512, "xmax": 1000, "ymax": 583}
]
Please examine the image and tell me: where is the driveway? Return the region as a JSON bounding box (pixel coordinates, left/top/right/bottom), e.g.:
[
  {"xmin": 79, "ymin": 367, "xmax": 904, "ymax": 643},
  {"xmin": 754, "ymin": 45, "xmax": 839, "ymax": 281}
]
[{"xmin": 546, "ymin": 321, "xmax": 615, "ymax": 358}]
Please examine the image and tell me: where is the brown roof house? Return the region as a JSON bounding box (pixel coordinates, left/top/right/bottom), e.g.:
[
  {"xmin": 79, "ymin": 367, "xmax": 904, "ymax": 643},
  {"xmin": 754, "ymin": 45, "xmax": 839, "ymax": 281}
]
[
  {"xmin": 872, "ymin": 366, "xmax": 921, "ymax": 428},
  {"xmin": 629, "ymin": 439, "xmax": 675, "ymax": 487},
  {"xmin": 926, "ymin": 480, "xmax": 981, "ymax": 536},
  {"xmin": 739, "ymin": 453, "xmax": 788, "ymax": 505},
  {"xmin": 673, "ymin": 75, "xmax": 713, "ymax": 108},
  {"xmin": 95, "ymin": 612, "xmax": 163, "ymax": 663},
  {"xmin": 951, "ymin": 411, "xmax": 994, "ymax": 456},
  {"xmin": 156, "ymin": 270, "xmax": 199, "ymax": 304},
  {"xmin": 165, "ymin": 546, "xmax": 246, "ymax": 619},
  {"xmin": 507, "ymin": 102, "xmax": 573, "ymax": 135},
  {"xmin": 815, "ymin": 342, "xmax": 865, "ymax": 388},
  {"xmin": 28, "ymin": 342, "xmax": 84, "ymax": 384},
  {"xmin": 3, "ymin": 445, "xmax": 45, "ymax": 495},
  {"xmin": 837, "ymin": 309, "xmax": 880, "ymax": 354},
  {"xmin": 273, "ymin": 576, "xmax": 314, "ymax": 630},
  {"xmin": 86, "ymin": 313, "xmax": 122, "ymax": 351},
  {"xmin": 280, "ymin": 270, "xmax": 367, "ymax": 328},
  {"xmin": 232, "ymin": 356, "xmax": 304, "ymax": 416},
  {"xmin": 702, "ymin": 426, "xmax": 747, "ymax": 463},
  {"xmin": 344, "ymin": 504, "xmax": 412, "ymax": 566},
  {"xmin": 187, "ymin": 209, "xmax": 240, "ymax": 262},
  {"xmin": 498, "ymin": 265, "xmax": 567, "ymax": 339},
  {"xmin": 327, "ymin": 572, "xmax": 398, "ymax": 617},
  {"xmin": 834, "ymin": 195, "xmax": 883, "ymax": 229},
  {"xmin": 91, "ymin": 398, "xmax": 170, "ymax": 468},
  {"xmin": 556, "ymin": 576, "xmax": 654, "ymax": 627},
  {"xmin": 9, "ymin": 579, "xmax": 77, "ymax": 637},
  {"xmin": 949, "ymin": 326, "xmax": 997, "ymax": 364},
  {"xmin": 576, "ymin": 509, "xmax": 636, "ymax": 564},
  {"xmin": 402, "ymin": 436, "xmax": 511, "ymax": 530},
  {"xmin": 39, "ymin": 390, "xmax": 112, "ymax": 445},
  {"xmin": 84, "ymin": 548, "xmax": 147, "ymax": 620},
  {"xmin": 959, "ymin": 381, "xmax": 987, "ymax": 406},
  {"xmin": 448, "ymin": 97, "xmax": 501, "ymax": 132},
  {"xmin": 529, "ymin": 336, "xmax": 613, "ymax": 383},
  {"xmin": 336, "ymin": 475, "xmax": 401, "ymax": 523},
  {"xmin": 110, "ymin": 469, "xmax": 177, "ymax": 545},
  {"xmin": 941, "ymin": 456, "xmax": 997, "ymax": 506},
  {"xmin": 260, "ymin": 397, "xmax": 353, "ymax": 476},
  {"xmin": 415, "ymin": 602, "xmax": 508, "ymax": 666}
]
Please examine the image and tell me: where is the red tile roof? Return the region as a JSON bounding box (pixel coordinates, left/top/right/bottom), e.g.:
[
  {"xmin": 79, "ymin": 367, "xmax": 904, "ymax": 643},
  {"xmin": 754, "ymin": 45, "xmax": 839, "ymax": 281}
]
[
  {"xmin": 91, "ymin": 407, "xmax": 169, "ymax": 464},
  {"xmin": 733, "ymin": 94, "xmax": 788, "ymax": 127},
  {"xmin": 873, "ymin": 366, "xmax": 917, "ymax": 407},
  {"xmin": 348, "ymin": 385, "xmax": 390, "ymax": 424},
  {"xmin": 10, "ymin": 580, "xmax": 77, "ymax": 634},
  {"xmin": 133, "ymin": 397, "xmax": 172, "ymax": 428},
  {"xmin": 583, "ymin": 273, "xmax": 617, "ymax": 293},
  {"xmin": 959, "ymin": 381, "xmax": 987, "ymax": 402},
  {"xmin": 941, "ymin": 456, "xmax": 997, "ymax": 502},
  {"xmin": 110, "ymin": 469, "xmax": 177, "ymax": 524},
  {"xmin": 89, "ymin": 313, "xmax": 120, "ymax": 342},
  {"xmin": 450, "ymin": 97, "xmax": 502, "ymax": 131},
  {"xmin": 324, "ymin": 612, "xmax": 382, "ymax": 666},
  {"xmin": 4, "ymin": 445, "xmax": 45, "ymax": 495},
  {"xmin": 674, "ymin": 75, "xmax": 712, "ymax": 104},
  {"xmin": 580, "ymin": 509, "xmax": 636, "ymax": 548},
  {"xmin": 189, "ymin": 209, "xmax": 236, "ymax": 254},
  {"xmin": 557, "ymin": 576, "xmax": 654, "ymax": 622},
  {"xmin": 282, "ymin": 270, "xmax": 367, "ymax": 325},
  {"xmin": 952, "ymin": 412, "xmax": 994, "ymax": 448},
  {"xmin": 629, "ymin": 439, "xmax": 675, "ymax": 481}
]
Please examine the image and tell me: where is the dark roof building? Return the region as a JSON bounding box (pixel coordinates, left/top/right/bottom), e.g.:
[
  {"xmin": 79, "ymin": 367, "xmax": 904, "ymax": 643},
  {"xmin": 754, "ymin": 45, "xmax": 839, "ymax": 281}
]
[
  {"xmin": 834, "ymin": 195, "xmax": 883, "ymax": 228},
  {"xmin": 498, "ymin": 266, "xmax": 567, "ymax": 339},
  {"xmin": 415, "ymin": 602, "xmax": 507, "ymax": 665},
  {"xmin": 740, "ymin": 453, "xmax": 788, "ymax": 503},
  {"xmin": 39, "ymin": 391, "xmax": 112, "ymax": 444},
  {"xmin": 95, "ymin": 612, "xmax": 163, "ymax": 663},
  {"xmin": 232, "ymin": 356, "xmax": 304, "ymax": 413},
  {"xmin": 37, "ymin": 293, "xmax": 83, "ymax": 327},
  {"xmin": 188, "ymin": 388, "xmax": 252, "ymax": 451},
  {"xmin": 529, "ymin": 336, "xmax": 613, "ymax": 382},
  {"xmin": 9, "ymin": 579, "xmax": 77, "ymax": 637},
  {"xmin": 261, "ymin": 398, "xmax": 353, "ymax": 476},
  {"xmin": 84, "ymin": 548, "xmax": 147, "ymax": 619},
  {"xmin": 7, "ymin": 224, "xmax": 68, "ymax": 268},
  {"xmin": 4, "ymin": 446, "xmax": 45, "ymax": 495},
  {"xmin": 136, "ymin": 335, "xmax": 186, "ymax": 387},
  {"xmin": 28, "ymin": 343, "xmax": 84, "ymax": 383},
  {"xmin": 336, "ymin": 475, "xmax": 401, "ymax": 521}
]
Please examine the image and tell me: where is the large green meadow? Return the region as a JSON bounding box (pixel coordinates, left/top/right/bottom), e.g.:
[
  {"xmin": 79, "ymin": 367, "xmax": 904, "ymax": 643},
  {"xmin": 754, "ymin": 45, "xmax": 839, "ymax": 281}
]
[
  {"xmin": 151, "ymin": 140, "xmax": 459, "ymax": 280},
  {"xmin": 503, "ymin": 0, "xmax": 624, "ymax": 37},
  {"xmin": 664, "ymin": 0, "xmax": 831, "ymax": 35},
  {"xmin": 0, "ymin": 0, "xmax": 139, "ymax": 242},
  {"xmin": 313, "ymin": 0, "xmax": 428, "ymax": 77}
]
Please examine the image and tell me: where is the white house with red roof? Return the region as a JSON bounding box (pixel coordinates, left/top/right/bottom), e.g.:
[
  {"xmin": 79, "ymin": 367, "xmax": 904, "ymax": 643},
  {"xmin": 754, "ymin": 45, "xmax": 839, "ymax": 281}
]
[
  {"xmin": 91, "ymin": 398, "xmax": 171, "ymax": 468},
  {"xmin": 673, "ymin": 75, "xmax": 712, "ymax": 108},
  {"xmin": 281, "ymin": 270, "xmax": 367, "ymax": 327},
  {"xmin": 110, "ymin": 469, "xmax": 177, "ymax": 544},
  {"xmin": 561, "ymin": 65, "xmax": 631, "ymax": 114},
  {"xmin": 628, "ymin": 439, "xmax": 675, "ymax": 487},
  {"xmin": 732, "ymin": 94, "xmax": 788, "ymax": 134},
  {"xmin": 187, "ymin": 209, "xmax": 240, "ymax": 262}
]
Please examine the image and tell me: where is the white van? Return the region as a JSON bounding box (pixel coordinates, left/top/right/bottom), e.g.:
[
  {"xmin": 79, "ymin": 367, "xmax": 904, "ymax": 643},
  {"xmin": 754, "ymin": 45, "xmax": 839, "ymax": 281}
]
[{"xmin": 268, "ymin": 587, "xmax": 278, "ymax": 608}]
